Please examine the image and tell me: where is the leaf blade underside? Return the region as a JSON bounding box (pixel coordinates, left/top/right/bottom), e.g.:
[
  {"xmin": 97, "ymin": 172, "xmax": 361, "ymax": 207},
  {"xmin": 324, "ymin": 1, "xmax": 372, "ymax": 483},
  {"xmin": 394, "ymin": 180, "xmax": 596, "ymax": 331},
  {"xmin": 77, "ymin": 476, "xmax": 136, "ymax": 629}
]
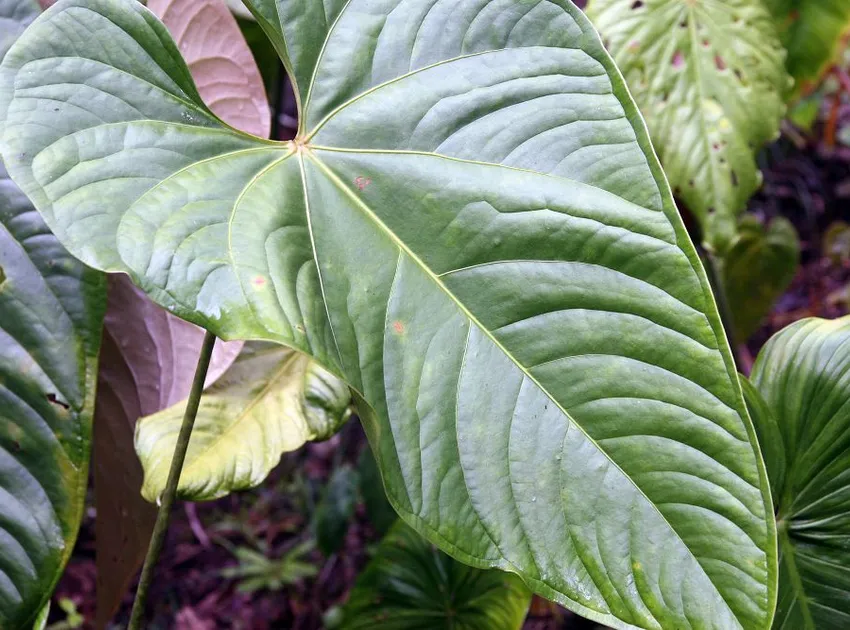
[{"xmin": 0, "ymin": 1, "xmax": 776, "ymax": 628}]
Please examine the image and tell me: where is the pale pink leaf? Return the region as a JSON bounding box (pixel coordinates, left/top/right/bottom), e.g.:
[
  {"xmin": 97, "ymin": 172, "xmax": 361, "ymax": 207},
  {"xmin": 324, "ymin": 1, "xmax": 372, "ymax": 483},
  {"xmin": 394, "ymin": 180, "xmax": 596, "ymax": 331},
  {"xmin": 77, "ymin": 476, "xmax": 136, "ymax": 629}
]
[
  {"xmin": 148, "ymin": 0, "xmax": 271, "ymax": 138},
  {"xmin": 94, "ymin": 276, "xmax": 242, "ymax": 628}
]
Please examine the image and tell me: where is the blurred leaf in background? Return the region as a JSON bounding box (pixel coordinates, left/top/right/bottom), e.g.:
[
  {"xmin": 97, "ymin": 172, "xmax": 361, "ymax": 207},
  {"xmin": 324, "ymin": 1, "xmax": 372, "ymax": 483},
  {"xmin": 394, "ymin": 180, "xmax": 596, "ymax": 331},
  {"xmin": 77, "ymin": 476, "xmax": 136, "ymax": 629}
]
[
  {"xmin": 331, "ymin": 522, "xmax": 531, "ymax": 630},
  {"xmin": 314, "ymin": 465, "xmax": 359, "ymax": 556},
  {"xmin": 221, "ymin": 540, "xmax": 318, "ymax": 593},
  {"xmin": 586, "ymin": 0, "xmax": 789, "ymax": 249},
  {"xmin": 357, "ymin": 447, "xmax": 396, "ymax": 536},
  {"xmin": 824, "ymin": 220, "xmax": 850, "ymax": 264},
  {"xmin": 766, "ymin": 0, "xmax": 850, "ymax": 100},
  {"xmin": 720, "ymin": 214, "xmax": 800, "ymax": 342}
]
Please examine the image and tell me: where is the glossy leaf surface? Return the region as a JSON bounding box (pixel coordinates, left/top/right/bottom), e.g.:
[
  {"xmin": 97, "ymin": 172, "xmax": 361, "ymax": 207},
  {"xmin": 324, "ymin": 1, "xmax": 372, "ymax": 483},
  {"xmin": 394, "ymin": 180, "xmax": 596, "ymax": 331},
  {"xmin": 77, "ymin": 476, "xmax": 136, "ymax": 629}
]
[
  {"xmin": 721, "ymin": 215, "xmax": 800, "ymax": 342},
  {"xmin": 750, "ymin": 317, "xmax": 850, "ymax": 629},
  {"xmin": 0, "ymin": 0, "xmax": 776, "ymax": 627},
  {"xmin": 94, "ymin": 275, "xmax": 241, "ymax": 627},
  {"xmin": 0, "ymin": 0, "xmax": 105, "ymax": 625},
  {"xmin": 586, "ymin": 0, "xmax": 789, "ymax": 247},
  {"xmin": 135, "ymin": 343, "xmax": 351, "ymax": 501},
  {"xmin": 338, "ymin": 522, "xmax": 531, "ymax": 630}
]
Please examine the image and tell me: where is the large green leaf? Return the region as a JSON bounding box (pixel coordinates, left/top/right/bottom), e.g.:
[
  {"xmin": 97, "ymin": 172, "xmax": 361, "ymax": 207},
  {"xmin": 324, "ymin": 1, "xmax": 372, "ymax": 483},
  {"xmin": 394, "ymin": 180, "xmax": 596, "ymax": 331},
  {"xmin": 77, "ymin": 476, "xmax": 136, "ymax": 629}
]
[
  {"xmin": 585, "ymin": 0, "xmax": 789, "ymax": 248},
  {"xmin": 720, "ymin": 215, "xmax": 800, "ymax": 342},
  {"xmin": 135, "ymin": 342, "xmax": 351, "ymax": 501},
  {"xmin": 0, "ymin": 0, "xmax": 105, "ymax": 626},
  {"xmin": 766, "ymin": 0, "xmax": 850, "ymax": 99},
  {"xmin": 0, "ymin": 0, "xmax": 777, "ymax": 627},
  {"xmin": 336, "ymin": 522, "xmax": 531, "ymax": 630},
  {"xmin": 748, "ymin": 317, "xmax": 850, "ymax": 629}
]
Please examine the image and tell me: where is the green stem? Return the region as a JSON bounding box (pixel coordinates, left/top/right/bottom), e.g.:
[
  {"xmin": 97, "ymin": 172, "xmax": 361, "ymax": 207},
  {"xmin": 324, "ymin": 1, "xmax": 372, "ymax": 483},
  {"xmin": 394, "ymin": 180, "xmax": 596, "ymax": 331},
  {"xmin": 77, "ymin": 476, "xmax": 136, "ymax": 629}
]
[
  {"xmin": 701, "ymin": 249, "xmax": 742, "ymax": 370},
  {"xmin": 128, "ymin": 330, "xmax": 217, "ymax": 629}
]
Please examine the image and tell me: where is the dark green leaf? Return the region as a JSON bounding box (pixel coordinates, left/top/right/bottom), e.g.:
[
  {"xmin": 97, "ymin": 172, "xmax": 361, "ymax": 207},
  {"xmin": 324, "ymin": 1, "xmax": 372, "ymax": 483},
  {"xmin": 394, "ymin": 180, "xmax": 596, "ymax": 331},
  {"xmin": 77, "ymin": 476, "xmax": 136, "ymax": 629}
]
[
  {"xmin": 720, "ymin": 215, "xmax": 800, "ymax": 342},
  {"xmin": 765, "ymin": 0, "xmax": 850, "ymax": 98},
  {"xmin": 357, "ymin": 446, "xmax": 395, "ymax": 536},
  {"xmin": 0, "ymin": 1, "xmax": 777, "ymax": 626},
  {"xmin": 750, "ymin": 317, "xmax": 850, "ymax": 629},
  {"xmin": 0, "ymin": 0, "xmax": 105, "ymax": 625},
  {"xmin": 314, "ymin": 464, "xmax": 358, "ymax": 556},
  {"xmin": 338, "ymin": 522, "xmax": 531, "ymax": 630}
]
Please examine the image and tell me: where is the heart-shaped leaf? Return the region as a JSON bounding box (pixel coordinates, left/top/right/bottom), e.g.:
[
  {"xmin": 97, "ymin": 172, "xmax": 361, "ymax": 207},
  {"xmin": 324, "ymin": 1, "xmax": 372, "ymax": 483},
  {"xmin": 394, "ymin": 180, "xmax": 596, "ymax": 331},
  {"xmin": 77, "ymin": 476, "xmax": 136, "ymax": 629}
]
[
  {"xmin": 94, "ymin": 274, "xmax": 242, "ymax": 627},
  {"xmin": 720, "ymin": 215, "xmax": 800, "ymax": 342},
  {"xmin": 0, "ymin": 0, "xmax": 106, "ymax": 626},
  {"xmin": 336, "ymin": 522, "xmax": 531, "ymax": 630},
  {"xmin": 135, "ymin": 342, "xmax": 351, "ymax": 501},
  {"xmin": 0, "ymin": 0, "xmax": 777, "ymax": 627},
  {"xmin": 585, "ymin": 0, "xmax": 789, "ymax": 248},
  {"xmin": 765, "ymin": 0, "xmax": 850, "ymax": 99},
  {"xmin": 748, "ymin": 316, "xmax": 850, "ymax": 629}
]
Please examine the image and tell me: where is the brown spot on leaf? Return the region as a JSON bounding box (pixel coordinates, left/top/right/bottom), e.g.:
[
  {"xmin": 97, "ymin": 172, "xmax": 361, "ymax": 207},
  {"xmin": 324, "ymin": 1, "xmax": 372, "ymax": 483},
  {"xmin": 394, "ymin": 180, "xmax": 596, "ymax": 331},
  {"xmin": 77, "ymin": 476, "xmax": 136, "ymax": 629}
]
[
  {"xmin": 252, "ymin": 275, "xmax": 266, "ymax": 288},
  {"xmin": 46, "ymin": 393, "xmax": 70, "ymax": 410},
  {"xmin": 672, "ymin": 51, "xmax": 684, "ymax": 69},
  {"xmin": 355, "ymin": 176, "xmax": 372, "ymax": 191},
  {"xmin": 392, "ymin": 321, "xmax": 405, "ymax": 334}
]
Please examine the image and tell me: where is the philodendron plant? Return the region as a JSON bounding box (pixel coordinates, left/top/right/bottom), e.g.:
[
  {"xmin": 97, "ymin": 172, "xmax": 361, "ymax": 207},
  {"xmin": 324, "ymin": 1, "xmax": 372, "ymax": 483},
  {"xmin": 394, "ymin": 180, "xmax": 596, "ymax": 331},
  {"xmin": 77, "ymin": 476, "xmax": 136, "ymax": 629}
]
[
  {"xmin": 4, "ymin": 0, "xmax": 834, "ymax": 628},
  {"xmin": 743, "ymin": 316, "xmax": 850, "ymax": 629}
]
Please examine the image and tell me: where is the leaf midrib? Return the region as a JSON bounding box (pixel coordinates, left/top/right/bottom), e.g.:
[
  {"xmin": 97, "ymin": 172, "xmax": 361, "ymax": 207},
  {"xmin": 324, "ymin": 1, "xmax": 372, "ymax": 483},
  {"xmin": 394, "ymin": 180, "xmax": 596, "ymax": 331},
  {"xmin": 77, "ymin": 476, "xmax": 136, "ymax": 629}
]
[
  {"xmin": 179, "ymin": 350, "xmax": 305, "ymax": 471},
  {"xmin": 778, "ymin": 525, "xmax": 815, "ymax": 629},
  {"xmin": 304, "ymin": 150, "xmax": 744, "ymax": 625}
]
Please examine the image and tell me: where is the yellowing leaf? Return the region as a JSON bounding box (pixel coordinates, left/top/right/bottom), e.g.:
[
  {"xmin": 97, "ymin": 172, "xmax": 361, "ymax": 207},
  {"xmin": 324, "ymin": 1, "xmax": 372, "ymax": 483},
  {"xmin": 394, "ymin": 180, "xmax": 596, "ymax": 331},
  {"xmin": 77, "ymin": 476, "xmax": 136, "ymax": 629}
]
[
  {"xmin": 135, "ymin": 343, "xmax": 352, "ymax": 501},
  {"xmin": 93, "ymin": 275, "xmax": 242, "ymax": 626}
]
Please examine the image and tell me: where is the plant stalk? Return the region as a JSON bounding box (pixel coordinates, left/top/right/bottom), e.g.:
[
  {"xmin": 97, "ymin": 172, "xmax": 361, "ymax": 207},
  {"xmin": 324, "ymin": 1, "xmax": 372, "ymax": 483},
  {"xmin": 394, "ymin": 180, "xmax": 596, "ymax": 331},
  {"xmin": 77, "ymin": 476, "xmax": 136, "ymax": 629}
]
[{"xmin": 128, "ymin": 330, "xmax": 217, "ymax": 629}]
